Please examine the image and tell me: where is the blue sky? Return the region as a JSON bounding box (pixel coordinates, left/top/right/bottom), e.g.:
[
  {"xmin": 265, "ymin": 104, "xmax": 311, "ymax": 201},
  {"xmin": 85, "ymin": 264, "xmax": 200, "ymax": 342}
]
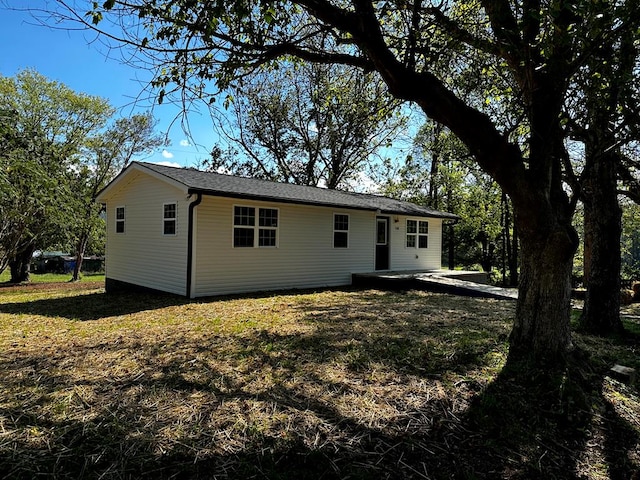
[{"xmin": 0, "ymin": 4, "xmax": 216, "ymax": 168}]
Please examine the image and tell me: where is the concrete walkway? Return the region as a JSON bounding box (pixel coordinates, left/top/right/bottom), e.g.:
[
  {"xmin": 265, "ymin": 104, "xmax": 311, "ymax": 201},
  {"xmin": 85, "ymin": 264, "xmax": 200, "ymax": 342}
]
[{"xmin": 352, "ymin": 270, "xmax": 518, "ymax": 300}]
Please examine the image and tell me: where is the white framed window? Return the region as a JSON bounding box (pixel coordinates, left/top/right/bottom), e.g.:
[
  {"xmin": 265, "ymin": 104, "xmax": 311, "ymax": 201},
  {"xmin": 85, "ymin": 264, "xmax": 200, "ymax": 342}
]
[
  {"xmin": 333, "ymin": 213, "xmax": 349, "ymax": 248},
  {"xmin": 233, "ymin": 205, "xmax": 279, "ymax": 248},
  {"xmin": 406, "ymin": 219, "xmax": 428, "ymax": 249},
  {"xmin": 258, "ymin": 207, "xmax": 278, "ymax": 247},
  {"xmin": 163, "ymin": 203, "xmax": 177, "ymax": 235},
  {"xmin": 115, "ymin": 206, "xmax": 125, "ymax": 234}
]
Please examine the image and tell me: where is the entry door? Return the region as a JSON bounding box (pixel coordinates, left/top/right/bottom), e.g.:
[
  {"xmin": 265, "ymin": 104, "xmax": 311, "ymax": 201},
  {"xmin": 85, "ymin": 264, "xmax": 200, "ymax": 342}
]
[{"xmin": 375, "ymin": 217, "xmax": 390, "ymax": 270}]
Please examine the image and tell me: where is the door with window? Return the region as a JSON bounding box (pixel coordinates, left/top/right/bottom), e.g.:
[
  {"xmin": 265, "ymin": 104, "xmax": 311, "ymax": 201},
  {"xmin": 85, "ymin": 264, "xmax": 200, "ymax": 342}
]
[{"xmin": 375, "ymin": 217, "xmax": 390, "ymax": 270}]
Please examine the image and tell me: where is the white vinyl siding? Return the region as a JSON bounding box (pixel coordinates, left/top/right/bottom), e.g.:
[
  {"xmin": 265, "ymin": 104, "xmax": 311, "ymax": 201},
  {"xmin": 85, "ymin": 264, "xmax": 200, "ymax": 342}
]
[
  {"xmin": 390, "ymin": 216, "xmax": 443, "ymax": 271},
  {"xmin": 103, "ymin": 172, "xmax": 189, "ymax": 296},
  {"xmin": 194, "ymin": 198, "xmax": 373, "ymax": 297}
]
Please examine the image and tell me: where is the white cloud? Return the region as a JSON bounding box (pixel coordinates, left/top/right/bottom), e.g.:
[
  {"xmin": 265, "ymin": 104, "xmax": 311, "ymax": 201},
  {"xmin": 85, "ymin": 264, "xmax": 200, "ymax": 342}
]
[
  {"xmin": 162, "ymin": 149, "xmax": 174, "ymax": 159},
  {"xmin": 153, "ymin": 161, "xmax": 182, "ymax": 168},
  {"xmin": 179, "ymin": 139, "xmax": 191, "ymax": 147}
]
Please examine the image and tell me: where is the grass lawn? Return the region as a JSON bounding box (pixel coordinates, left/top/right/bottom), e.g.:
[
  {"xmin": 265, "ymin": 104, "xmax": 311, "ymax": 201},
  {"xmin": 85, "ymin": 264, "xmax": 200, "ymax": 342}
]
[
  {"xmin": 0, "ymin": 284, "xmax": 638, "ymax": 479},
  {"xmin": 0, "ymin": 270, "xmax": 105, "ymax": 285}
]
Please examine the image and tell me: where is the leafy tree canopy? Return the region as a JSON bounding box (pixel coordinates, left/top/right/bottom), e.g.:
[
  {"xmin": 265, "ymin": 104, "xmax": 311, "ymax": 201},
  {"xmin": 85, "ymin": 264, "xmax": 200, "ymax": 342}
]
[{"xmin": 206, "ymin": 61, "xmax": 405, "ymax": 189}]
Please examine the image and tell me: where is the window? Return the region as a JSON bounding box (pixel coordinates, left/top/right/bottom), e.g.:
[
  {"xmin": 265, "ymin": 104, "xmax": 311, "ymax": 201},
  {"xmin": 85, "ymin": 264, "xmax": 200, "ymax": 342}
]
[
  {"xmin": 115, "ymin": 206, "xmax": 125, "ymax": 234},
  {"xmin": 233, "ymin": 206, "xmax": 255, "ymax": 247},
  {"xmin": 406, "ymin": 219, "xmax": 428, "ymax": 249},
  {"xmin": 258, "ymin": 208, "xmax": 278, "ymax": 247},
  {"xmin": 333, "ymin": 214, "xmax": 349, "ymax": 248},
  {"xmin": 233, "ymin": 206, "xmax": 278, "ymax": 247},
  {"xmin": 163, "ymin": 203, "xmax": 177, "ymax": 235}
]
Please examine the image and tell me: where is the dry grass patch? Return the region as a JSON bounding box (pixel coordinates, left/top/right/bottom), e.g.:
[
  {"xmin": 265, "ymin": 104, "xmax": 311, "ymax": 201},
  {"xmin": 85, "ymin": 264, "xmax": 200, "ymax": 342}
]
[{"xmin": 0, "ymin": 285, "xmax": 638, "ymax": 479}]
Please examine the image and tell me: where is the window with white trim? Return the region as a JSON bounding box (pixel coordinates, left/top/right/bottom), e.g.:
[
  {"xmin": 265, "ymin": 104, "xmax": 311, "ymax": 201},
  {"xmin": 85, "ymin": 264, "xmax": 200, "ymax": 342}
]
[
  {"xmin": 333, "ymin": 214, "xmax": 349, "ymax": 248},
  {"xmin": 406, "ymin": 219, "xmax": 428, "ymax": 248},
  {"xmin": 258, "ymin": 207, "xmax": 278, "ymax": 247},
  {"xmin": 233, "ymin": 206, "xmax": 278, "ymax": 247},
  {"xmin": 163, "ymin": 203, "xmax": 177, "ymax": 235},
  {"xmin": 115, "ymin": 206, "xmax": 125, "ymax": 234}
]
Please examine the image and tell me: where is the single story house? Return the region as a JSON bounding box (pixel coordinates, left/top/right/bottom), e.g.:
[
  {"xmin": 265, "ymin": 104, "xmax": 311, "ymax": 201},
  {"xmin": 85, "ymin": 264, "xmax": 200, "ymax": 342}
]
[{"xmin": 96, "ymin": 162, "xmax": 458, "ymax": 298}]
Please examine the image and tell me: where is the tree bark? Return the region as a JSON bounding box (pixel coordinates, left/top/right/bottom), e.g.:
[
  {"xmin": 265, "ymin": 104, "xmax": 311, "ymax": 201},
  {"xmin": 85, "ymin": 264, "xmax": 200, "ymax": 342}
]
[
  {"xmin": 578, "ymin": 151, "xmax": 623, "ymax": 335},
  {"xmin": 510, "ymin": 220, "xmax": 577, "ymax": 363},
  {"xmin": 509, "ymin": 216, "xmax": 519, "ymax": 287},
  {"xmin": 71, "ymin": 235, "xmax": 89, "ymax": 282},
  {"xmin": 9, "ymin": 243, "xmax": 35, "ymax": 283},
  {"xmin": 446, "ymin": 185, "xmax": 455, "ymax": 270}
]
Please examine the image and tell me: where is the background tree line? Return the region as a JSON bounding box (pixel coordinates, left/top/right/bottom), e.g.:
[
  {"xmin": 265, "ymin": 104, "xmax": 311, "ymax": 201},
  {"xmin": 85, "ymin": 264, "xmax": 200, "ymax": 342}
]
[{"xmin": 0, "ymin": 69, "xmax": 164, "ymax": 283}]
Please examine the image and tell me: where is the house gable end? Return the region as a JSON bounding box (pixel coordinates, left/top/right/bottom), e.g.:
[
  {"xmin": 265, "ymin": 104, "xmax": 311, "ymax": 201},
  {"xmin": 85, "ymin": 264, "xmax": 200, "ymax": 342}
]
[{"xmin": 96, "ymin": 162, "xmax": 189, "ymax": 203}]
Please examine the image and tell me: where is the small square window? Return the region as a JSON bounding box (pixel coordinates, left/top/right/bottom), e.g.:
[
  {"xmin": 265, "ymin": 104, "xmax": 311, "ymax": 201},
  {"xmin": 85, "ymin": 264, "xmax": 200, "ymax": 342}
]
[
  {"xmin": 259, "ymin": 229, "xmax": 277, "ymax": 247},
  {"xmin": 234, "ymin": 206, "xmax": 255, "ymax": 226},
  {"xmin": 334, "ymin": 214, "xmax": 349, "ymax": 231},
  {"xmin": 164, "ymin": 220, "xmax": 176, "ymax": 235},
  {"xmin": 234, "ymin": 227, "xmax": 255, "ymax": 247},
  {"xmin": 259, "ymin": 208, "xmax": 278, "ymax": 227},
  {"xmin": 334, "ymin": 232, "xmax": 348, "ymax": 248}
]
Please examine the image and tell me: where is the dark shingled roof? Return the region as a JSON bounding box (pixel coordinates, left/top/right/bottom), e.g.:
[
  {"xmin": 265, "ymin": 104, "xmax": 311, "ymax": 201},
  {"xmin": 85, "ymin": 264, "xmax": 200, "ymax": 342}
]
[{"xmin": 137, "ymin": 161, "xmax": 459, "ymax": 220}]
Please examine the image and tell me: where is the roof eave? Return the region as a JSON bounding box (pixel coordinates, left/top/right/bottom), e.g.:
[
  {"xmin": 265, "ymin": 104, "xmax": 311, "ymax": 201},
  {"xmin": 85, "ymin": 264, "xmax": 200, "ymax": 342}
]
[{"xmin": 188, "ymin": 188, "xmax": 458, "ymax": 219}]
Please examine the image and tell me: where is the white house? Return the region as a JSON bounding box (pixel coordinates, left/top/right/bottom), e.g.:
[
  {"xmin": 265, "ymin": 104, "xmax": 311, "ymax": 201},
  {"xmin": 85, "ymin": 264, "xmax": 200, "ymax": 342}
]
[{"xmin": 96, "ymin": 162, "xmax": 458, "ymax": 298}]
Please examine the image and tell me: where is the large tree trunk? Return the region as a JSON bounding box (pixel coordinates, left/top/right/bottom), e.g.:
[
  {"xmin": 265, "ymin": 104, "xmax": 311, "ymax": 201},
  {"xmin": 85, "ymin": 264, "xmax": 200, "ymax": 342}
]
[
  {"xmin": 9, "ymin": 243, "xmax": 35, "ymax": 283},
  {"xmin": 509, "ymin": 209, "xmax": 578, "ymax": 363},
  {"xmin": 361, "ymin": 18, "xmax": 577, "ymax": 367},
  {"xmin": 579, "ymin": 152, "xmax": 623, "ymax": 335}
]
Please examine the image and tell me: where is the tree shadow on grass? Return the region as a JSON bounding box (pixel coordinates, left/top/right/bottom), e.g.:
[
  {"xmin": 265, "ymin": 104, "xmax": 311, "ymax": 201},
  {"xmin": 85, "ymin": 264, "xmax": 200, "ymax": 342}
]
[
  {"xmin": 0, "ymin": 290, "xmax": 191, "ymax": 321},
  {"xmin": 0, "ymin": 289, "xmax": 638, "ymax": 479},
  {"xmin": 0, "ymin": 286, "xmax": 372, "ymax": 322},
  {"xmin": 2, "ymin": 345, "xmax": 637, "ymax": 479}
]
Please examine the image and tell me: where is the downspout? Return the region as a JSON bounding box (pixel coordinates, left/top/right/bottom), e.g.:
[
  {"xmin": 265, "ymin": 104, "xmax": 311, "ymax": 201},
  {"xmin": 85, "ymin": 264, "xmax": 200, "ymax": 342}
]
[{"xmin": 186, "ymin": 192, "xmax": 203, "ymax": 298}]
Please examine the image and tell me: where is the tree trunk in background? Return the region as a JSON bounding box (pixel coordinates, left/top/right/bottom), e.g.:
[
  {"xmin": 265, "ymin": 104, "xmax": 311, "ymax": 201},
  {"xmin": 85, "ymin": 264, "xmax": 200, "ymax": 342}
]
[
  {"xmin": 71, "ymin": 235, "xmax": 89, "ymax": 282},
  {"xmin": 579, "ymin": 150, "xmax": 623, "ymax": 335},
  {"xmin": 509, "ymin": 219, "xmax": 519, "ymax": 287},
  {"xmin": 448, "ymin": 223, "xmax": 455, "ymax": 270},
  {"xmin": 9, "ymin": 243, "xmax": 35, "ymax": 283}
]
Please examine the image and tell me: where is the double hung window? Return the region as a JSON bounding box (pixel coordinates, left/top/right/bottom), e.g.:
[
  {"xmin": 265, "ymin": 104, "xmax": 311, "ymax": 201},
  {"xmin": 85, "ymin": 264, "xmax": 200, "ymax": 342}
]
[
  {"xmin": 163, "ymin": 203, "xmax": 177, "ymax": 235},
  {"xmin": 406, "ymin": 219, "xmax": 428, "ymax": 249},
  {"xmin": 115, "ymin": 206, "xmax": 125, "ymax": 234},
  {"xmin": 333, "ymin": 214, "xmax": 349, "ymax": 248},
  {"xmin": 233, "ymin": 206, "xmax": 278, "ymax": 247}
]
